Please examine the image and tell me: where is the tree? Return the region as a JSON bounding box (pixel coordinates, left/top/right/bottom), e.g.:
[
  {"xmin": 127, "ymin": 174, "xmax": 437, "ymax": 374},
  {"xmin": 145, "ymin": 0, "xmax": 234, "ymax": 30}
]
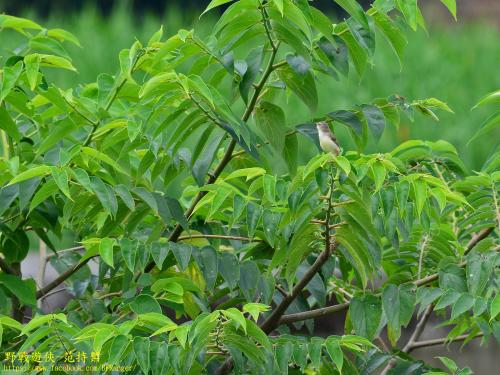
[{"xmin": 0, "ymin": 1, "xmax": 498, "ymax": 374}]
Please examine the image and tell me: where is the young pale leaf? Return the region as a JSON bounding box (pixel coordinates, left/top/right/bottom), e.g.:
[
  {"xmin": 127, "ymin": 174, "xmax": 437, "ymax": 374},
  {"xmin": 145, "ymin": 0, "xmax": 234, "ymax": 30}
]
[
  {"xmin": 202, "ymin": 0, "xmax": 236, "ymax": 16},
  {"xmin": 222, "ymin": 308, "xmax": 247, "ymax": 333},
  {"xmin": 243, "ymin": 303, "xmax": 270, "ymax": 322},
  {"xmin": 8, "ymin": 165, "xmax": 51, "ymax": 186}
]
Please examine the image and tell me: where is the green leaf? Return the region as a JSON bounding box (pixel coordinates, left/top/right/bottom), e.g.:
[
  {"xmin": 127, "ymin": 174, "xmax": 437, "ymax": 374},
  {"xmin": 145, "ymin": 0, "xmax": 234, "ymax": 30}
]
[
  {"xmin": 362, "ymin": 104, "xmax": 386, "ymax": 142},
  {"xmin": 0, "ymin": 61, "xmax": 23, "ymax": 103},
  {"xmin": 0, "ymin": 274, "xmax": 36, "ymax": 307},
  {"xmin": 243, "ymin": 303, "xmax": 270, "ymax": 322},
  {"xmin": 195, "ymin": 246, "xmax": 218, "ymax": 291},
  {"xmin": 328, "ymin": 110, "xmax": 362, "ymax": 135},
  {"xmin": 8, "ymin": 165, "xmax": 51, "ymax": 186},
  {"xmin": 133, "ymin": 337, "xmax": 151, "ymax": 374},
  {"xmin": 151, "ymin": 242, "xmax": 170, "ymax": 270},
  {"xmin": 130, "ymin": 294, "xmax": 162, "ymax": 315},
  {"xmin": 274, "ymin": 0, "xmax": 284, "ymax": 16},
  {"xmin": 350, "ymin": 294, "xmax": 381, "ymax": 340},
  {"xmin": 451, "ymin": 293, "xmax": 474, "ymax": 320},
  {"xmin": 51, "ymin": 168, "xmax": 71, "ymax": 200},
  {"xmin": 81, "ymin": 147, "xmax": 127, "ymax": 175},
  {"xmin": 171, "ymin": 243, "xmax": 192, "ymax": 272},
  {"xmin": 473, "ymin": 90, "xmax": 500, "ymax": 109},
  {"xmin": 120, "ymin": 238, "xmax": 137, "ymax": 273},
  {"xmin": 255, "ymin": 101, "xmax": 287, "ymax": 153},
  {"xmin": 396, "ymin": 0, "xmax": 418, "ymax": 31},
  {"xmin": 115, "ymin": 185, "xmax": 135, "ymax": 211},
  {"xmin": 439, "ymin": 0, "xmax": 457, "ymax": 20},
  {"xmin": 0, "ymin": 105, "xmax": 21, "ymax": 142},
  {"xmin": 490, "ymin": 295, "xmax": 500, "ymax": 321},
  {"xmin": 412, "ymin": 178, "xmax": 427, "ymax": 218},
  {"xmin": 47, "ymin": 28, "xmax": 82, "ymax": 46},
  {"xmin": 372, "ymin": 11, "xmax": 407, "ymax": 65},
  {"xmin": 468, "ymin": 111, "xmax": 500, "ymax": 144},
  {"xmin": 325, "ymin": 337, "xmax": 343, "ymax": 372},
  {"xmin": 466, "ymin": 251, "xmax": 494, "ymax": 296},
  {"xmin": 382, "ymin": 284, "xmax": 401, "ymax": 344},
  {"xmin": 218, "ymin": 252, "xmax": 240, "ymax": 290},
  {"xmin": 279, "ymin": 66, "xmax": 318, "ymax": 113},
  {"xmin": 202, "ymin": 0, "xmax": 236, "ymax": 16},
  {"xmin": 38, "ymin": 54, "xmax": 76, "ymax": 71},
  {"xmin": 90, "ymin": 177, "xmax": 118, "ymax": 217},
  {"xmin": 333, "ymin": 0, "xmax": 368, "ymax": 28},
  {"xmin": 222, "ymin": 308, "xmax": 247, "ymax": 333},
  {"xmin": 99, "ymin": 237, "xmax": 116, "ymax": 268},
  {"xmin": 107, "ymin": 335, "xmax": 130, "ymax": 365}
]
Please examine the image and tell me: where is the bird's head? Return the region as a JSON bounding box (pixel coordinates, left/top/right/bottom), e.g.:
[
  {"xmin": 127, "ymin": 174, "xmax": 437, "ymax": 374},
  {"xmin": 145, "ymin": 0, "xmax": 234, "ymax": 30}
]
[{"xmin": 316, "ymin": 121, "xmax": 330, "ymax": 133}]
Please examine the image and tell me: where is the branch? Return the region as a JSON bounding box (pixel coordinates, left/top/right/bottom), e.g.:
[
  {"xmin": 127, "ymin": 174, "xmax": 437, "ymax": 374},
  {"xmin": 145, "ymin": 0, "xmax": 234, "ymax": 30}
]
[
  {"xmin": 260, "ymin": 175, "xmax": 337, "ymax": 335},
  {"xmin": 280, "ymin": 302, "xmax": 350, "ymax": 325},
  {"xmin": 408, "ymin": 332, "xmax": 484, "ymax": 352},
  {"xmin": 0, "ymin": 256, "xmax": 18, "ymax": 275},
  {"xmin": 178, "ymin": 234, "xmax": 259, "ymax": 242},
  {"xmin": 35, "ymin": 256, "xmax": 97, "ymax": 299},
  {"xmin": 281, "ymin": 227, "xmax": 497, "ymax": 325},
  {"xmin": 403, "ymin": 305, "xmax": 434, "ymax": 352}
]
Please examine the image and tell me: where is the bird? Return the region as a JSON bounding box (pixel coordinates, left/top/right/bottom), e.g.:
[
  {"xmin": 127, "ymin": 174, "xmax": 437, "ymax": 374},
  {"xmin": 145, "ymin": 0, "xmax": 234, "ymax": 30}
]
[{"xmin": 316, "ymin": 121, "xmax": 340, "ymax": 156}]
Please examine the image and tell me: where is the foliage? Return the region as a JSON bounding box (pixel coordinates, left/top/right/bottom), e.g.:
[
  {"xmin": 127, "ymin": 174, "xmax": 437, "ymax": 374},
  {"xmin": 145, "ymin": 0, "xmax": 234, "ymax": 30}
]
[{"xmin": 0, "ymin": 1, "xmax": 498, "ymax": 374}]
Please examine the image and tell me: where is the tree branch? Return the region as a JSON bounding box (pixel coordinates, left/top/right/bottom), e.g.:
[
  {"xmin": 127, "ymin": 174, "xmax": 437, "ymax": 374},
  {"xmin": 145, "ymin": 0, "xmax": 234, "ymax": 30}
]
[
  {"xmin": 35, "ymin": 256, "xmax": 97, "ymax": 299},
  {"xmin": 281, "ymin": 227, "xmax": 497, "ymax": 326},
  {"xmin": 0, "ymin": 256, "xmax": 18, "ymax": 275},
  {"xmin": 408, "ymin": 332, "xmax": 484, "ymax": 352},
  {"xmin": 178, "ymin": 234, "xmax": 259, "ymax": 242}
]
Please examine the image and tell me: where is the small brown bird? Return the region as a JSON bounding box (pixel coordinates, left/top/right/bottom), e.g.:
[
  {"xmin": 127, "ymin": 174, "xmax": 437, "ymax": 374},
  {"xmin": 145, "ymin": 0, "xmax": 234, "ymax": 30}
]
[{"xmin": 316, "ymin": 122, "xmax": 340, "ymax": 156}]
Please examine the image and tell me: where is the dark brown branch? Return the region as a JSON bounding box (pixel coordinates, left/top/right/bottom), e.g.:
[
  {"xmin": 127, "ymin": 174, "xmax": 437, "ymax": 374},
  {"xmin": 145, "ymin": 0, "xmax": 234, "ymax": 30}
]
[
  {"xmin": 36, "ymin": 256, "xmax": 97, "ymax": 299},
  {"xmin": 0, "ymin": 256, "xmax": 18, "ymax": 275}
]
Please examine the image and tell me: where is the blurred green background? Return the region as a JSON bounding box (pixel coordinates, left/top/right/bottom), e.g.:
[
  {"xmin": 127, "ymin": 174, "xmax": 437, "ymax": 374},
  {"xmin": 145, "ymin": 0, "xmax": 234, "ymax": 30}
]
[{"xmin": 1, "ymin": 1, "xmax": 499, "ymax": 170}]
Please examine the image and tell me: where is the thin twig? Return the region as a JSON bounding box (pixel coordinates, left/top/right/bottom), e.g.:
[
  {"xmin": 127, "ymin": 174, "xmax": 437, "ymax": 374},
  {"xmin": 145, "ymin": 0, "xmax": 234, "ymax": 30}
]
[
  {"xmin": 409, "ymin": 333, "xmax": 484, "ymax": 352},
  {"xmin": 36, "ymin": 256, "xmax": 98, "ymax": 299},
  {"xmin": 178, "ymin": 234, "xmax": 258, "ymax": 242}
]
